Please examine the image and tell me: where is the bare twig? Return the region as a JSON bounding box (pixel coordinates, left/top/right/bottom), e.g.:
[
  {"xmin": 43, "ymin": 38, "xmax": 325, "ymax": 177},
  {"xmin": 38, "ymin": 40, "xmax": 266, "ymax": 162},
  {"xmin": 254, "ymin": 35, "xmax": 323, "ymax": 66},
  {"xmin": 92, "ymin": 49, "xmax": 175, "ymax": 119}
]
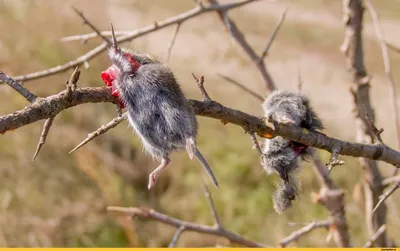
[
  {"xmin": 364, "ymin": 224, "xmax": 387, "ymax": 248},
  {"xmin": 32, "ymin": 116, "xmax": 56, "ymax": 161},
  {"xmin": 382, "ymin": 175, "xmax": 400, "ymax": 187},
  {"xmin": 218, "ymin": 73, "xmax": 264, "ymax": 101},
  {"xmin": 372, "ymin": 181, "xmax": 400, "ymax": 215},
  {"xmin": 0, "ymin": 72, "xmax": 37, "ymax": 103},
  {"xmin": 364, "ymin": 109, "xmax": 384, "ymax": 144},
  {"xmin": 66, "ymin": 66, "xmax": 81, "ymax": 99},
  {"xmin": 249, "ymin": 133, "xmax": 267, "ymax": 169},
  {"xmin": 279, "ymin": 221, "xmax": 331, "ymax": 247},
  {"xmin": 168, "ymin": 225, "xmax": 186, "ymax": 248},
  {"xmin": 107, "ymin": 206, "xmax": 265, "ymax": 247},
  {"xmin": 207, "ymin": 0, "xmax": 277, "ymax": 91},
  {"xmin": 71, "ymin": 6, "xmax": 112, "ymax": 45},
  {"xmin": 326, "ymin": 148, "xmax": 345, "ymax": 172},
  {"xmin": 69, "ymin": 112, "xmax": 127, "ymax": 154},
  {"xmin": 364, "ymin": 0, "xmax": 400, "ymax": 151},
  {"xmin": 12, "ymin": 0, "xmax": 261, "ymax": 82},
  {"xmin": 386, "ymin": 41, "xmax": 400, "ymax": 54},
  {"xmin": 165, "ymin": 23, "xmax": 182, "ymax": 63},
  {"xmin": 259, "ymin": 8, "xmax": 288, "ymax": 60},
  {"xmin": 61, "ymin": 30, "xmax": 131, "ymax": 42},
  {"xmin": 203, "ymin": 182, "xmax": 222, "ymax": 228},
  {"xmin": 192, "ymin": 73, "xmax": 211, "ymax": 101},
  {"xmin": 297, "ymin": 63, "xmax": 303, "ymax": 93}
]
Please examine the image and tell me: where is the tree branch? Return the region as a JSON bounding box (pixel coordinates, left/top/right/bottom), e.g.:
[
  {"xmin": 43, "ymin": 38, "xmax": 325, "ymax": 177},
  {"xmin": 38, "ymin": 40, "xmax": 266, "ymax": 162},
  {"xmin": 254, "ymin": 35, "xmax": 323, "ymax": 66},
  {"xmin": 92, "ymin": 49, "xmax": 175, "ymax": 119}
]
[
  {"xmin": 207, "ymin": 0, "xmax": 277, "ymax": 91},
  {"xmin": 341, "ymin": 0, "xmax": 387, "ymax": 246},
  {"xmin": 218, "ymin": 73, "xmax": 264, "ymax": 101},
  {"xmin": 364, "ymin": 0, "xmax": 400, "ymax": 152},
  {"xmin": 364, "ymin": 224, "xmax": 387, "ymax": 248},
  {"xmin": 107, "ymin": 206, "xmax": 265, "ymax": 247},
  {"xmin": 0, "ymin": 72, "xmax": 37, "ymax": 103},
  {"xmin": 279, "ymin": 220, "xmax": 331, "ymax": 247},
  {"xmin": 2, "ymin": 86, "xmax": 400, "ymax": 168},
  {"xmin": 10, "ymin": 0, "xmax": 262, "ymax": 82}
]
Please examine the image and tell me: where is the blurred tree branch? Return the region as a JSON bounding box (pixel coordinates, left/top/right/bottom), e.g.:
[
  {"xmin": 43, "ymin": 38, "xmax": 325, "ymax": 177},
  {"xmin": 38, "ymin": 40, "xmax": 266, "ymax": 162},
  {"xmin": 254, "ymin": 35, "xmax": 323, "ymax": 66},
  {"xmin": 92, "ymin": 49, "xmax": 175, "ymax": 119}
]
[
  {"xmin": 9, "ymin": 0, "xmax": 263, "ymax": 82},
  {"xmin": 341, "ymin": 0, "xmax": 388, "ymax": 246}
]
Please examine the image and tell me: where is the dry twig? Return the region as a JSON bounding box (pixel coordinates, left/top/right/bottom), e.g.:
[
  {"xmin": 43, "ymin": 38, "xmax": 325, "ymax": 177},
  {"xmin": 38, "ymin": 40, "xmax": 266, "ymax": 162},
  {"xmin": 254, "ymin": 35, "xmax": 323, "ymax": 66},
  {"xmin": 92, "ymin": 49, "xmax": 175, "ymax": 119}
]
[
  {"xmin": 0, "ymin": 72, "xmax": 37, "ymax": 103},
  {"xmin": 372, "ymin": 181, "xmax": 400, "ymax": 215},
  {"xmin": 192, "ymin": 73, "xmax": 211, "ymax": 101},
  {"xmin": 11, "ymin": 0, "xmax": 261, "ymax": 82},
  {"xmin": 69, "ymin": 112, "xmax": 127, "ymax": 154},
  {"xmin": 259, "ymin": 8, "xmax": 288, "ymax": 60},
  {"xmin": 207, "ymin": 0, "xmax": 280, "ymax": 91},
  {"xmin": 107, "ymin": 206, "xmax": 265, "ymax": 247},
  {"xmin": 72, "ymin": 6, "xmax": 112, "ymax": 45},
  {"xmin": 218, "ymin": 73, "xmax": 264, "ymax": 101},
  {"xmin": 279, "ymin": 221, "xmax": 331, "ymax": 247},
  {"xmin": 32, "ymin": 116, "xmax": 55, "ymax": 161},
  {"xmin": 364, "ymin": 224, "xmax": 387, "ymax": 248},
  {"xmin": 168, "ymin": 225, "xmax": 186, "ymax": 248},
  {"xmin": 165, "ymin": 23, "xmax": 182, "ymax": 63}
]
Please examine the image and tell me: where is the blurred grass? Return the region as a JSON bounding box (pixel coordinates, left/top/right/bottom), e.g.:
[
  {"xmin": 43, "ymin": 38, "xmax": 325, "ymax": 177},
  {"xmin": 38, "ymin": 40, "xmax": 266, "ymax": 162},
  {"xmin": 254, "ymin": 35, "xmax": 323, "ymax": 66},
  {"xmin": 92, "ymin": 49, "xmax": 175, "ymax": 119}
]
[{"xmin": 0, "ymin": 0, "xmax": 400, "ymax": 247}]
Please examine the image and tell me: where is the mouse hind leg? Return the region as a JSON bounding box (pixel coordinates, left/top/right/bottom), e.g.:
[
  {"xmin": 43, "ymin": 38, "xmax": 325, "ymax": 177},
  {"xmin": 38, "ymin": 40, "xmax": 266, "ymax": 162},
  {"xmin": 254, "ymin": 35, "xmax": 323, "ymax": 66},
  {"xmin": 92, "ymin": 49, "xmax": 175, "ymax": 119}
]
[{"xmin": 148, "ymin": 156, "xmax": 171, "ymax": 190}]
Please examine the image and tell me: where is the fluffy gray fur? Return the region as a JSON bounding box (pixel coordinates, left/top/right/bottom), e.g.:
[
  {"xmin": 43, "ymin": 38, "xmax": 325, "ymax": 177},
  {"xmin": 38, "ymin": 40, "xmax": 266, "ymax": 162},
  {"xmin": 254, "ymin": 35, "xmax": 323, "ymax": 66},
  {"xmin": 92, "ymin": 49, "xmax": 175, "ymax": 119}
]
[
  {"xmin": 109, "ymin": 48, "xmax": 197, "ymax": 158},
  {"xmin": 262, "ymin": 90, "xmax": 323, "ymax": 213},
  {"xmin": 107, "ymin": 47, "xmax": 218, "ymax": 189}
]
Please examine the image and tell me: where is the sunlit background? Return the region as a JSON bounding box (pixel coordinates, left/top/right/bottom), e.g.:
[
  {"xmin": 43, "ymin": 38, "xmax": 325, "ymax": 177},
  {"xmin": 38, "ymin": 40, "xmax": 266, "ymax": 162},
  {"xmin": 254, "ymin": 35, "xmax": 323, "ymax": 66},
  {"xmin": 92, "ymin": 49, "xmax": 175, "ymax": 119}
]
[{"xmin": 0, "ymin": 0, "xmax": 399, "ymax": 247}]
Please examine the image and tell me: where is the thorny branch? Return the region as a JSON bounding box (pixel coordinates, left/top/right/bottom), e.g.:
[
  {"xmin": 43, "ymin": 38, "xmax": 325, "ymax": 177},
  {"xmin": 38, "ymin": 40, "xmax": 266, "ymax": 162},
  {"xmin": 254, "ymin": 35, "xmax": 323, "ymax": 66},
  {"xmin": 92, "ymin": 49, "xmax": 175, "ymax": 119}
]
[
  {"xmin": 32, "ymin": 116, "xmax": 55, "ymax": 161},
  {"xmin": 10, "ymin": 0, "xmax": 262, "ymax": 82},
  {"xmin": 4, "ymin": 84, "xmax": 400, "ymax": 167},
  {"xmin": 69, "ymin": 113, "xmax": 127, "ymax": 154}
]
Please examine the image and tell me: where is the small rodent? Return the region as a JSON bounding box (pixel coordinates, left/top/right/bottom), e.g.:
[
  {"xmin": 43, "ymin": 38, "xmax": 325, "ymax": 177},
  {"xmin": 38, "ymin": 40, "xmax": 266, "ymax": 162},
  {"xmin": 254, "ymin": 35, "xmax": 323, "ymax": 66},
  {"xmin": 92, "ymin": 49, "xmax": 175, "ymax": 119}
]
[
  {"xmin": 262, "ymin": 90, "xmax": 323, "ymax": 213},
  {"xmin": 101, "ymin": 27, "xmax": 218, "ymax": 190}
]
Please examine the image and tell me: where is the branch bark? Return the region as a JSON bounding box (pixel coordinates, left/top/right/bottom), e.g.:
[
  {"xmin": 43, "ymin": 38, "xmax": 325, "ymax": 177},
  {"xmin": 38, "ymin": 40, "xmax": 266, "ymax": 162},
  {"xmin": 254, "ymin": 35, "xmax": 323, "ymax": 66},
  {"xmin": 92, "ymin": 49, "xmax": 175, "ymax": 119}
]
[
  {"xmin": 341, "ymin": 0, "xmax": 387, "ymax": 246},
  {"xmin": 2, "ymin": 86, "xmax": 400, "ymax": 169}
]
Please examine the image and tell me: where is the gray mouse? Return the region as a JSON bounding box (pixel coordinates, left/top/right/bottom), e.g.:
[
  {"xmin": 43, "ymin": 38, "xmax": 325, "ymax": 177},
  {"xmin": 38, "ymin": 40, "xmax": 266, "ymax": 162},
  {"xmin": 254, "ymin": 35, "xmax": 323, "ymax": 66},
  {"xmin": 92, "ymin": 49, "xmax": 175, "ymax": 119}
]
[
  {"xmin": 262, "ymin": 90, "xmax": 323, "ymax": 213},
  {"xmin": 101, "ymin": 27, "xmax": 218, "ymax": 190}
]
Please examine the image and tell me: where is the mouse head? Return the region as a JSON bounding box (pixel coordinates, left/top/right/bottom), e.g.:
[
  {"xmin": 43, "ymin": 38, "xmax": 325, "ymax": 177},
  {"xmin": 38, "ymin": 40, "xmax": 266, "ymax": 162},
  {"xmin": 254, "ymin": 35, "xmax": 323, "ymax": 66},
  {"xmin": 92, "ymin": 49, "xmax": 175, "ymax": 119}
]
[{"xmin": 101, "ymin": 25, "xmax": 160, "ymax": 87}]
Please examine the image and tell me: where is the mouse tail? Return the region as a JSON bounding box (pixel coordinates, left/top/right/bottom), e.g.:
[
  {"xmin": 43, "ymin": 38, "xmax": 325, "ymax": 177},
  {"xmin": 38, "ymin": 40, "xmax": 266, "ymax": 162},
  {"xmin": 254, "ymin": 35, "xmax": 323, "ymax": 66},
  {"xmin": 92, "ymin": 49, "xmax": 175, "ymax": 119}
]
[
  {"xmin": 193, "ymin": 148, "xmax": 219, "ymax": 188},
  {"xmin": 186, "ymin": 137, "xmax": 218, "ymax": 187}
]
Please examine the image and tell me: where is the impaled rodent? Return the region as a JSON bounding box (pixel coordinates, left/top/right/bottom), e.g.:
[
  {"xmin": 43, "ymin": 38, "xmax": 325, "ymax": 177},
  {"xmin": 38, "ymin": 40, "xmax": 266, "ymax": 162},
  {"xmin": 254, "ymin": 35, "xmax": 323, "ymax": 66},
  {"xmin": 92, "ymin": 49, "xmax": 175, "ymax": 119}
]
[
  {"xmin": 262, "ymin": 90, "xmax": 323, "ymax": 213},
  {"xmin": 101, "ymin": 27, "xmax": 218, "ymax": 190}
]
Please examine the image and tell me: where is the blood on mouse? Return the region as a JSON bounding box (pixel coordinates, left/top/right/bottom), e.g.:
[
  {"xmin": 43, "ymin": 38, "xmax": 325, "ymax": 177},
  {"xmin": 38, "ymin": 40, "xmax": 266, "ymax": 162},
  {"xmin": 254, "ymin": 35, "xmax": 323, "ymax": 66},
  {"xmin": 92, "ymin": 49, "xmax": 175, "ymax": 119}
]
[{"xmin": 101, "ymin": 65, "xmax": 126, "ymax": 108}]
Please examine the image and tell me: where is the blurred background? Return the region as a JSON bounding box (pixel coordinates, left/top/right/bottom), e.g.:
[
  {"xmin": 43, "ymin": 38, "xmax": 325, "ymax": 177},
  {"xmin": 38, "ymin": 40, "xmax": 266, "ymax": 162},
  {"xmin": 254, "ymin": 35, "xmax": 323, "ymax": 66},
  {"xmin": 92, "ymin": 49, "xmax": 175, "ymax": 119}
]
[{"xmin": 0, "ymin": 0, "xmax": 399, "ymax": 247}]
